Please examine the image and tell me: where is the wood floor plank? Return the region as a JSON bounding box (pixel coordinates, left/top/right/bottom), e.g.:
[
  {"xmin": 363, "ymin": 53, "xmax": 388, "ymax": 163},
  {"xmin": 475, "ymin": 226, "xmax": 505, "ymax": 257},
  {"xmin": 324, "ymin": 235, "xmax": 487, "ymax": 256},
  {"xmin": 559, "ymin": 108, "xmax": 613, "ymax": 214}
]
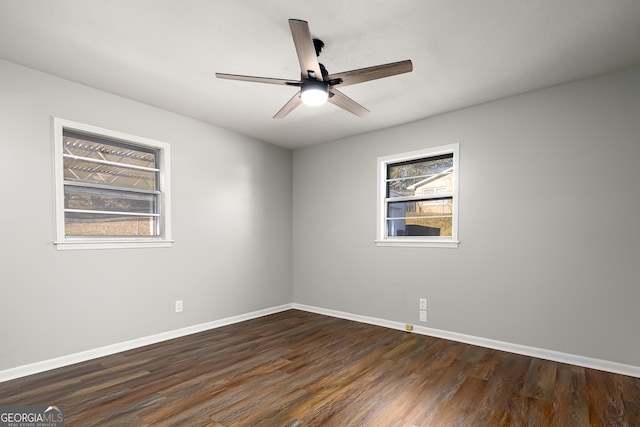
[
  {"xmin": 477, "ymin": 352, "xmax": 531, "ymax": 426},
  {"xmin": 1, "ymin": 309, "xmax": 639, "ymax": 426},
  {"xmin": 521, "ymin": 358, "xmax": 559, "ymax": 401},
  {"xmin": 404, "ymin": 358, "xmax": 474, "ymax": 425},
  {"xmin": 549, "ymin": 364, "xmax": 589, "ymax": 427},
  {"xmin": 586, "ymin": 368, "xmax": 630, "ymax": 426}
]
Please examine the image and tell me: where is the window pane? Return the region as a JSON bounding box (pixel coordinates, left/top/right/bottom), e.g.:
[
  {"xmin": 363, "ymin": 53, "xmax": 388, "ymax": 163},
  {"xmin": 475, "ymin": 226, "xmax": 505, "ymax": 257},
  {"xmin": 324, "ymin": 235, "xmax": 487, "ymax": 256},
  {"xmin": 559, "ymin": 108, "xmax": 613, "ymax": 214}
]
[
  {"xmin": 388, "ymin": 199, "xmax": 453, "ymax": 218},
  {"xmin": 65, "ymin": 186, "xmax": 157, "ymax": 214},
  {"xmin": 63, "ymin": 157, "xmax": 158, "ymax": 190},
  {"xmin": 65, "ymin": 213, "xmax": 158, "ymax": 237},
  {"xmin": 387, "ymin": 154, "xmax": 453, "ymax": 180},
  {"xmin": 387, "ymin": 177, "xmax": 430, "ymax": 197},
  {"xmin": 387, "ymin": 171, "xmax": 453, "ymax": 197},
  {"xmin": 387, "ymin": 217, "xmax": 452, "ymax": 237},
  {"xmin": 63, "ymin": 131, "xmax": 158, "ymax": 191}
]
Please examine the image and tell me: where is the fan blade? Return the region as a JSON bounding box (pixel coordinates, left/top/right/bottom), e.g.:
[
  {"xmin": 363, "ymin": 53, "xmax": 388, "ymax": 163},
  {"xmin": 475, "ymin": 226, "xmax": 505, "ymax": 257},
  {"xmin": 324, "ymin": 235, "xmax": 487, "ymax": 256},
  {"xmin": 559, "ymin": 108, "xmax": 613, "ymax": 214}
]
[
  {"xmin": 328, "ymin": 89, "xmax": 370, "ymax": 117},
  {"xmin": 215, "ymin": 73, "xmax": 300, "ymax": 86},
  {"xmin": 289, "ymin": 19, "xmax": 323, "ymax": 81},
  {"xmin": 327, "ymin": 60, "xmax": 413, "ymax": 87},
  {"xmin": 273, "ymin": 91, "xmax": 303, "ymax": 119}
]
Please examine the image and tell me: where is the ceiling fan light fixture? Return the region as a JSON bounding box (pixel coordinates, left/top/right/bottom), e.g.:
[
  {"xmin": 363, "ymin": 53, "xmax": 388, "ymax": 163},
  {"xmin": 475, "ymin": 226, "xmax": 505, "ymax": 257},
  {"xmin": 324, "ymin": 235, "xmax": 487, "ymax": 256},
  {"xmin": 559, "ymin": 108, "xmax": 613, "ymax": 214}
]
[
  {"xmin": 216, "ymin": 19, "xmax": 413, "ymax": 118},
  {"xmin": 300, "ymin": 80, "xmax": 328, "ymax": 106}
]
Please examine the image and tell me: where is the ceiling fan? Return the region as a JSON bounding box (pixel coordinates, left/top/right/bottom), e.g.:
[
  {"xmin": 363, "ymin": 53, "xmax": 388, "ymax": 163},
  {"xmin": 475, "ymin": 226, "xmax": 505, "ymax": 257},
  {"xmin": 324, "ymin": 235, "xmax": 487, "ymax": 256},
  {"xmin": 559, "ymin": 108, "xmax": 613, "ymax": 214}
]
[{"xmin": 215, "ymin": 19, "xmax": 413, "ymax": 118}]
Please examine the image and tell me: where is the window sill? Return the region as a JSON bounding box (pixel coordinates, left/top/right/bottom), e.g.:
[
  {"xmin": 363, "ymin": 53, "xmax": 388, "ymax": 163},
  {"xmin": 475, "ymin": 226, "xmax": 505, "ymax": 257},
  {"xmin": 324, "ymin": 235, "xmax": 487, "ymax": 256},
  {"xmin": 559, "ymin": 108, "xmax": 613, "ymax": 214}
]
[
  {"xmin": 54, "ymin": 239, "xmax": 174, "ymax": 251},
  {"xmin": 374, "ymin": 239, "xmax": 460, "ymax": 248}
]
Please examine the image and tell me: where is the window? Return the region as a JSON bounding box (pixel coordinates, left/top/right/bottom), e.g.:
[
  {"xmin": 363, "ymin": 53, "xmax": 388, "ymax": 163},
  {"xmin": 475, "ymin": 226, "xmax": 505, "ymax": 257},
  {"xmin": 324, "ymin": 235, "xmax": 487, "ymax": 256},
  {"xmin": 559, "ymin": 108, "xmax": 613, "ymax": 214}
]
[
  {"xmin": 376, "ymin": 143, "xmax": 459, "ymax": 248},
  {"xmin": 53, "ymin": 118, "xmax": 172, "ymax": 250}
]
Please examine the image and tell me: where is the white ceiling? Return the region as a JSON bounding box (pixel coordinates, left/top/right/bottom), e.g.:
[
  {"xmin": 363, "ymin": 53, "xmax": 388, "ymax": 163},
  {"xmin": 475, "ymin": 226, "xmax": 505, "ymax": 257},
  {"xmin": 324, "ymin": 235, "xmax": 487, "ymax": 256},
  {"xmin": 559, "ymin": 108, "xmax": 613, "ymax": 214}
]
[{"xmin": 1, "ymin": 1, "xmax": 640, "ymax": 149}]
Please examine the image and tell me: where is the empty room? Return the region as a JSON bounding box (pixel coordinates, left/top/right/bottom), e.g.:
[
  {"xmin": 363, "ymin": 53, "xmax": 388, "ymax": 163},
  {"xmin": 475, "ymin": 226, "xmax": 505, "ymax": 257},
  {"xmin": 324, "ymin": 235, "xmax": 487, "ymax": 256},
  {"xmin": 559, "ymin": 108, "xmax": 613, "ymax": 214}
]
[{"xmin": 1, "ymin": 1, "xmax": 639, "ymax": 425}]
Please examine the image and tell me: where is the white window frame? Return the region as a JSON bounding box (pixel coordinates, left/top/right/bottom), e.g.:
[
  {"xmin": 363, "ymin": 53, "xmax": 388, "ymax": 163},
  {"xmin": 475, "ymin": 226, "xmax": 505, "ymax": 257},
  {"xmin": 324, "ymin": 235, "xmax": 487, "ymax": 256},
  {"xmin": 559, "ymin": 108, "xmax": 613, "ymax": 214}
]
[
  {"xmin": 375, "ymin": 143, "xmax": 460, "ymax": 248},
  {"xmin": 53, "ymin": 118, "xmax": 173, "ymax": 250}
]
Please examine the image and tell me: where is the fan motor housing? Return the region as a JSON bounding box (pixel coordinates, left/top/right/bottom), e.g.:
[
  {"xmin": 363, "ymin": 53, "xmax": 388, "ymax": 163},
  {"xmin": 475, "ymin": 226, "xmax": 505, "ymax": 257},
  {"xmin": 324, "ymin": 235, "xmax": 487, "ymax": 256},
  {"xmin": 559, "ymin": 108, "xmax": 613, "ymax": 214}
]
[{"xmin": 300, "ymin": 79, "xmax": 329, "ymax": 106}]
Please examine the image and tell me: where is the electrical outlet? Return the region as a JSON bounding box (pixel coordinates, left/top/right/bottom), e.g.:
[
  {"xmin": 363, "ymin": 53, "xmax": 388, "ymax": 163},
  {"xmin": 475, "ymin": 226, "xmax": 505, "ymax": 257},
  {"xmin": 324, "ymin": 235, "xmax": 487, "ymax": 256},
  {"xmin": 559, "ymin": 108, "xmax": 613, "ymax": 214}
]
[
  {"xmin": 175, "ymin": 300, "xmax": 183, "ymax": 313},
  {"xmin": 419, "ymin": 310, "xmax": 427, "ymax": 322},
  {"xmin": 419, "ymin": 298, "xmax": 427, "ymax": 310}
]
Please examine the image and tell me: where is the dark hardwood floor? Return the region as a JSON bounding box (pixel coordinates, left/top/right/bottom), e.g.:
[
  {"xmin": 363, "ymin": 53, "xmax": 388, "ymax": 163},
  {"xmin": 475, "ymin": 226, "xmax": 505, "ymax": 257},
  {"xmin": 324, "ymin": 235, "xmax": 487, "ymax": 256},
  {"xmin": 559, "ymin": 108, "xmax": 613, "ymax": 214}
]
[{"xmin": 1, "ymin": 309, "xmax": 639, "ymax": 426}]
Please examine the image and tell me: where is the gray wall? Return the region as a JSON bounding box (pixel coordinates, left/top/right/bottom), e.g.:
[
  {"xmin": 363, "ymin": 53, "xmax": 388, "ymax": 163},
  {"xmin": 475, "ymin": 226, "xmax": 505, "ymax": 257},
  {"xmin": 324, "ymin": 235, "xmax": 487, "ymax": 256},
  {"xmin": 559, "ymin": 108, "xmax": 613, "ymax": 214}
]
[
  {"xmin": 0, "ymin": 60, "xmax": 293, "ymax": 371},
  {"xmin": 293, "ymin": 67, "xmax": 640, "ymax": 367}
]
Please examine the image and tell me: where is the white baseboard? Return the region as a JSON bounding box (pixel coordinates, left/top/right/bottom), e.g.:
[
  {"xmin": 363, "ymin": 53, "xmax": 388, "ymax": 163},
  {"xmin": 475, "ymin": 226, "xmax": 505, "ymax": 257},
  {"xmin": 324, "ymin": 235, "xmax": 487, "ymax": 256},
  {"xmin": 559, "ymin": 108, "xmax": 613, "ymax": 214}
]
[
  {"xmin": 0, "ymin": 304, "xmax": 293, "ymax": 383},
  {"xmin": 292, "ymin": 303, "xmax": 640, "ymax": 378},
  {"xmin": 3, "ymin": 302, "xmax": 638, "ymax": 383}
]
